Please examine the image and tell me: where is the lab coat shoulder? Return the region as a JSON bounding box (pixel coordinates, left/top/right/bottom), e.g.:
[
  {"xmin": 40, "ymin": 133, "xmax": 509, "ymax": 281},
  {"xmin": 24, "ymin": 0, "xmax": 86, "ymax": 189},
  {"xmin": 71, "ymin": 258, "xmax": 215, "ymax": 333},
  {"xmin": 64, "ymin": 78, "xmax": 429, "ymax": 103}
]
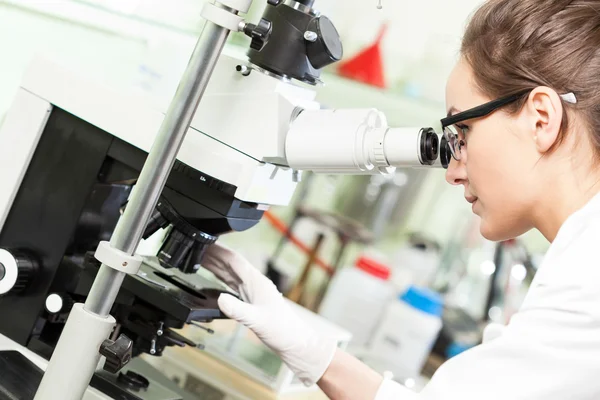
[
  {"xmin": 380, "ymin": 215, "xmax": 600, "ymax": 400},
  {"xmin": 522, "ymin": 213, "xmax": 600, "ymax": 320}
]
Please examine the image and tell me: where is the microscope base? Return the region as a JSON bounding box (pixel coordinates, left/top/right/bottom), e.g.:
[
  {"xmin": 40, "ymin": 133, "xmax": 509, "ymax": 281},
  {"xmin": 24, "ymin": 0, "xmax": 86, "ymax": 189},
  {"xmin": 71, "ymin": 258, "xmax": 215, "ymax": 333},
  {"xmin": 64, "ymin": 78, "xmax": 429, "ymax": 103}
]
[
  {"xmin": 0, "ymin": 334, "xmax": 193, "ymax": 400},
  {"xmin": 0, "ymin": 333, "xmax": 108, "ymax": 399}
]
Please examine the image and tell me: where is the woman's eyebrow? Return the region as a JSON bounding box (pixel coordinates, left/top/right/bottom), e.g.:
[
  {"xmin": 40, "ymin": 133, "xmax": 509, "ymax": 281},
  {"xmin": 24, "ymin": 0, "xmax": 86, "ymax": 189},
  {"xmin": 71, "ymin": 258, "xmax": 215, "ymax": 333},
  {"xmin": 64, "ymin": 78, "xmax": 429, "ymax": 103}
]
[{"xmin": 446, "ymin": 106, "xmax": 461, "ymax": 117}]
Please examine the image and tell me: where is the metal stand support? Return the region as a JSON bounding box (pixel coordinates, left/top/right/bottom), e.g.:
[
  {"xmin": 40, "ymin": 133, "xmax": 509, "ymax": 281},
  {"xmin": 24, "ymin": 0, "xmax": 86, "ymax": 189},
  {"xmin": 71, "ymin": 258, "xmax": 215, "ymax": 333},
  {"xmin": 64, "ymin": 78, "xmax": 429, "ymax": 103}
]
[{"xmin": 33, "ymin": 4, "xmax": 239, "ymax": 399}]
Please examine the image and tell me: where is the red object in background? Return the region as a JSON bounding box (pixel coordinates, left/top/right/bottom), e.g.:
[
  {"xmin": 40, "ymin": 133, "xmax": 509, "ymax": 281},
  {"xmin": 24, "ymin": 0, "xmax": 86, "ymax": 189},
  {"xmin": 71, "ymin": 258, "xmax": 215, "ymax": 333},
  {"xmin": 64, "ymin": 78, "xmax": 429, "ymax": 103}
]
[
  {"xmin": 338, "ymin": 24, "xmax": 388, "ymax": 88},
  {"xmin": 355, "ymin": 256, "xmax": 391, "ymax": 280}
]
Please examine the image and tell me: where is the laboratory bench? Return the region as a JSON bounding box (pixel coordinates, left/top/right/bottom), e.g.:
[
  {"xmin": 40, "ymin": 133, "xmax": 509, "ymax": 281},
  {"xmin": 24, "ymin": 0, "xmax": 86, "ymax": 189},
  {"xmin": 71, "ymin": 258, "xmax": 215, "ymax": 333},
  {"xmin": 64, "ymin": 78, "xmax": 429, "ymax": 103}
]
[{"xmin": 142, "ymin": 345, "xmax": 330, "ymax": 400}]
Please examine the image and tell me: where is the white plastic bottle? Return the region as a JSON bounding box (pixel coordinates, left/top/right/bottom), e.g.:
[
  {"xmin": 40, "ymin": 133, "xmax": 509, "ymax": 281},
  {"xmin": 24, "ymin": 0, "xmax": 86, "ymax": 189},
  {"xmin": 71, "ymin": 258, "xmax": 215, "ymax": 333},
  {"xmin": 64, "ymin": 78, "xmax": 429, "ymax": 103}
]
[
  {"xmin": 318, "ymin": 256, "xmax": 394, "ymax": 348},
  {"xmin": 368, "ymin": 286, "xmax": 444, "ymax": 379}
]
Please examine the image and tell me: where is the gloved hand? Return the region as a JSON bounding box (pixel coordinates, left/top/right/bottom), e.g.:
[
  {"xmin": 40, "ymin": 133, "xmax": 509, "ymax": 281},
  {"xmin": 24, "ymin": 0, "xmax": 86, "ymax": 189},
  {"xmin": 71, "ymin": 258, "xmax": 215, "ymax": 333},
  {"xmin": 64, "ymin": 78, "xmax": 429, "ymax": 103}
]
[{"xmin": 201, "ymin": 243, "xmax": 338, "ymax": 386}]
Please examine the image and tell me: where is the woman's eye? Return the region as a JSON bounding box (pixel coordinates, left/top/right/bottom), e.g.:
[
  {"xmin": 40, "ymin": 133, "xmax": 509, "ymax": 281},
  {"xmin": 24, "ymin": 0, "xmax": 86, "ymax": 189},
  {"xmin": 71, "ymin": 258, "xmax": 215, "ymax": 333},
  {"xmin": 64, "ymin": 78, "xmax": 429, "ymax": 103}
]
[
  {"xmin": 456, "ymin": 123, "xmax": 469, "ymax": 132},
  {"xmin": 455, "ymin": 124, "xmax": 469, "ymax": 140}
]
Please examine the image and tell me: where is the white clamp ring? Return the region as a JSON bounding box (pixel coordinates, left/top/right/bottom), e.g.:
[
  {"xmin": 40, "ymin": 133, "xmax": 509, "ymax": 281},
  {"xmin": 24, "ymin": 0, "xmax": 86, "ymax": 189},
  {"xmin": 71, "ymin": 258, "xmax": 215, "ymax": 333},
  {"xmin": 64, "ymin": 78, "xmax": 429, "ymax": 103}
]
[
  {"xmin": 202, "ymin": 2, "xmax": 245, "ymax": 31},
  {"xmin": 217, "ymin": 0, "xmax": 252, "ymax": 14},
  {"xmin": 370, "ymin": 128, "xmax": 389, "ymax": 168},
  {"xmin": 94, "ymin": 241, "xmax": 143, "ymax": 275},
  {"xmin": 365, "ymin": 110, "xmax": 394, "ymax": 175}
]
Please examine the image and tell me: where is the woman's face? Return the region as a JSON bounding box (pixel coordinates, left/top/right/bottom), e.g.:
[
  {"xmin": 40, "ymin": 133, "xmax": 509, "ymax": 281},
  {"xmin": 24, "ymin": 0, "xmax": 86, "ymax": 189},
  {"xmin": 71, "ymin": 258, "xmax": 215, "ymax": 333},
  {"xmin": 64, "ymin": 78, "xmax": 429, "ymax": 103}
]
[{"xmin": 445, "ymin": 59, "xmax": 541, "ymax": 241}]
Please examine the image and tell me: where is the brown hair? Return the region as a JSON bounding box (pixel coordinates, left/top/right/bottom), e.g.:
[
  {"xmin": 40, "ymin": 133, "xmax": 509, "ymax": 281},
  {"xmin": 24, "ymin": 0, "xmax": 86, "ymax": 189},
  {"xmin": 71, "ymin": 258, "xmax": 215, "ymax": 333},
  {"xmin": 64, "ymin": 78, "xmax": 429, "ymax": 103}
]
[{"xmin": 461, "ymin": 0, "xmax": 600, "ymax": 152}]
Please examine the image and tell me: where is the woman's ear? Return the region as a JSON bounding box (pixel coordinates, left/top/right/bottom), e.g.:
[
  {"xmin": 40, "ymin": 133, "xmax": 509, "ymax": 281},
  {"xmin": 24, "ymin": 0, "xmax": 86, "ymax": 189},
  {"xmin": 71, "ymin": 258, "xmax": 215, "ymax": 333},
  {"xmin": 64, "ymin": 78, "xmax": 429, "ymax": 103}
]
[{"xmin": 525, "ymin": 87, "xmax": 564, "ymax": 153}]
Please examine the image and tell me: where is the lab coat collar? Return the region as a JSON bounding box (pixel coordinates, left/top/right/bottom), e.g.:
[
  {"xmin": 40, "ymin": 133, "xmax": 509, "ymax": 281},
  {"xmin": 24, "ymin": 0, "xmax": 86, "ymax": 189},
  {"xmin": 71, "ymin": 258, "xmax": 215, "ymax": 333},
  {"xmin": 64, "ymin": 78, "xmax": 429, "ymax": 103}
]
[{"xmin": 551, "ymin": 189, "xmax": 600, "ymax": 251}]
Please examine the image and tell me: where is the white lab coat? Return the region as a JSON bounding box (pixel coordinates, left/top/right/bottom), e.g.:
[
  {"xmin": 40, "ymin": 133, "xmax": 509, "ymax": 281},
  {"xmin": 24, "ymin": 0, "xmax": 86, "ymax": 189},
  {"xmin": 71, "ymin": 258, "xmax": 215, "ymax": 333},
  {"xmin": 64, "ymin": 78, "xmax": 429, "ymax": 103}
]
[{"xmin": 375, "ymin": 192, "xmax": 600, "ymax": 400}]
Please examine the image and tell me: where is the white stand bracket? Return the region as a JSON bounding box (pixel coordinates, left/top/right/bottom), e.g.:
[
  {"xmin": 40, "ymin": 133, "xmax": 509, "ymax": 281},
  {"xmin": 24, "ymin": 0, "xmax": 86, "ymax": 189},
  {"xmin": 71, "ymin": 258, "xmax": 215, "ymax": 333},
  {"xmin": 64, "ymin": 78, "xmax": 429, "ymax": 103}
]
[
  {"xmin": 202, "ymin": 2, "xmax": 245, "ymax": 31},
  {"xmin": 33, "ymin": 304, "xmax": 116, "ymax": 400},
  {"xmin": 94, "ymin": 241, "xmax": 143, "ymax": 275}
]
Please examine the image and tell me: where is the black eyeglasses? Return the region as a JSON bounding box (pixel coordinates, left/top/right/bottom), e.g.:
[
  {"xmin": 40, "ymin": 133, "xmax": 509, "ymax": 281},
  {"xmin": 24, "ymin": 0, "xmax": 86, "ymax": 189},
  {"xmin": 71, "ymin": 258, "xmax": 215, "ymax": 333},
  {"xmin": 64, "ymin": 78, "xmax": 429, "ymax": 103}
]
[{"xmin": 440, "ymin": 89, "xmax": 532, "ymax": 163}]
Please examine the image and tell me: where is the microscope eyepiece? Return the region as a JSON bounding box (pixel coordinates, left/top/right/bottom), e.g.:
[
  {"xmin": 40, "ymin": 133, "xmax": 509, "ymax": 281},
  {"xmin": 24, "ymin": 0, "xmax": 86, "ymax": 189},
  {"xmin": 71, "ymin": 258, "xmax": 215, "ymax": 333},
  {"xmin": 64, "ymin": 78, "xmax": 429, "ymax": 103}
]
[{"xmin": 418, "ymin": 128, "xmax": 439, "ymax": 166}]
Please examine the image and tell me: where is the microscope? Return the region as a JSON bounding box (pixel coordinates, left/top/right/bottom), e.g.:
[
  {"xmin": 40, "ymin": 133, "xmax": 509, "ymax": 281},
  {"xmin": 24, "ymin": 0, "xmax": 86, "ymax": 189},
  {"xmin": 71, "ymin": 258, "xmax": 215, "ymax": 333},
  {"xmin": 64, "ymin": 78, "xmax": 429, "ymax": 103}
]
[{"xmin": 0, "ymin": 0, "xmax": 447, "ymax": 399}]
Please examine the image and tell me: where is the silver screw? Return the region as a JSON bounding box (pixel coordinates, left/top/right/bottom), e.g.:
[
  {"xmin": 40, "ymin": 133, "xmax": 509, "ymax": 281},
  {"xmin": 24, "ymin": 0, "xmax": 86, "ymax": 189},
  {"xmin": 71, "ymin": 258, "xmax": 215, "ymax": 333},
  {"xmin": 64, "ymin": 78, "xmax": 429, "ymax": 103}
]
[
  {"xmin": 377, "ymin": 0, "xmax": 382, "ymax": 9},
  {"xmin": 150, "ymin": 338, "xmax": 157, "ymax": 355},
  {"xmin": 157, "ymin": 322, "xmax": 164, "ymax": 336},
  {"xmin": 191, "ymin": 321, "xmax": 215, "ymax": 334},
  {"xmin": 304, "ymin": 31, "xmax": 318, "ymax": 42},
  {"xmin": 236, "ymin": 65, "xmax": 251, "ymax": 76}
]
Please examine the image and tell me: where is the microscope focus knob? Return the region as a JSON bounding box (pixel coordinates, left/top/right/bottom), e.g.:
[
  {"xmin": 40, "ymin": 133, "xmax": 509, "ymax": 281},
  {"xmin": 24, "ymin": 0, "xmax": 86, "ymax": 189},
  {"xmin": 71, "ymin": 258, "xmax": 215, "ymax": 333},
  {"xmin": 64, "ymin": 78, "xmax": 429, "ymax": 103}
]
[
  {"xmin": 306, "ymin": 16, "xmax": 343, "ymax": 69},
  {"xmin": 0, "ymin": 249, "xmax": 37, "ymax": 295},
  {"xmin": 100, "ymin": 334, "xmax": 133, "ymax": 374},
  {"xmin": 243, "ymin": 18, "xmax": 272, "ymax": 51}
]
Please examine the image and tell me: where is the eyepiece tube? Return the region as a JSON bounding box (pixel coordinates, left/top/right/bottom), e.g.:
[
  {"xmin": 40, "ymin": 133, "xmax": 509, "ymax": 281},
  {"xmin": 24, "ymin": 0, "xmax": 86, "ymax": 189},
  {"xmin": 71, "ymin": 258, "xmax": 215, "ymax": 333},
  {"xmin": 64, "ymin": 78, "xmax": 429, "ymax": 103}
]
[
  {"xmin": 384, "ymin": 127, "xmax": 439, "ymax": 167},
  {"xmin": 285, "ymin": 109, "xmax": 443, "ymax": 174}
]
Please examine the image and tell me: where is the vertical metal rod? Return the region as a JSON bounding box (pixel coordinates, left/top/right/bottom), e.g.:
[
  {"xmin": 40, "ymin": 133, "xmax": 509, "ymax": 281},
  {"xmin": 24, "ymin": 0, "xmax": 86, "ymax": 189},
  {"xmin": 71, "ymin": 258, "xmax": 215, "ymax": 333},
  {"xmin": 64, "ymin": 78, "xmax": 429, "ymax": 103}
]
[
  {"xmin": 34, "ymin": 8, "xmax": 237, "ymax": 400},
  {"xmin": 85, "ymin": 14, "xmax": 233, "ymax": 317}
]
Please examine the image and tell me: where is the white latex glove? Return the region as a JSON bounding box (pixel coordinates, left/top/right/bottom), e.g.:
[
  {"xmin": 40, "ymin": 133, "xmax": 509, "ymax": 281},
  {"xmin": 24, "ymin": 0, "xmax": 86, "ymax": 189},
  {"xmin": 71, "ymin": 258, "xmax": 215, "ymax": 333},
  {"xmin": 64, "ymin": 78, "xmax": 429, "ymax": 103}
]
[{"xmin": 202, "ymin": 243, "xmax": 337, "ymax": 386}]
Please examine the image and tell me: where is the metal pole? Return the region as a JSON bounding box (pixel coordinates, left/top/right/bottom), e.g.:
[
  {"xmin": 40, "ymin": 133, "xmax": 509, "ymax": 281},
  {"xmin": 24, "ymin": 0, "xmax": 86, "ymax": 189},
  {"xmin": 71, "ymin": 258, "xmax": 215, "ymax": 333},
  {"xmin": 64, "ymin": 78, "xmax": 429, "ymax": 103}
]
[
  {"xmin": 85, "ymin": 15, "xmax": 233, "ymax": 317},
  {"xmin": 34, "ymin": 7, "xmax": 236, "ymax": 400}
]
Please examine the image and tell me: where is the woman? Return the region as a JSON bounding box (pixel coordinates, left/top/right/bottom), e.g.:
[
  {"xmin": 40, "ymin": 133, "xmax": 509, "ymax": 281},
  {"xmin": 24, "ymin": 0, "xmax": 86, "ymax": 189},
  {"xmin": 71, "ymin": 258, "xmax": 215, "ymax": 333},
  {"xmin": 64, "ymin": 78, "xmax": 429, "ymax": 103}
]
[{"xmin": 202, "ymin": 0, "xmax": 600, "ymax": 398}]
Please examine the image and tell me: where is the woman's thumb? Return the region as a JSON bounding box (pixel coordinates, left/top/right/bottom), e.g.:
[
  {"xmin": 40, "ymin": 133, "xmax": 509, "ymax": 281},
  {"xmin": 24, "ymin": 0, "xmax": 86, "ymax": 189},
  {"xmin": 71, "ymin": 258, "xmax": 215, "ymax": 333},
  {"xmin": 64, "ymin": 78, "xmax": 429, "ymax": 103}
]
[{"xmin": 218, "ymin": 293, "xmax": 258, "ymax": 325}]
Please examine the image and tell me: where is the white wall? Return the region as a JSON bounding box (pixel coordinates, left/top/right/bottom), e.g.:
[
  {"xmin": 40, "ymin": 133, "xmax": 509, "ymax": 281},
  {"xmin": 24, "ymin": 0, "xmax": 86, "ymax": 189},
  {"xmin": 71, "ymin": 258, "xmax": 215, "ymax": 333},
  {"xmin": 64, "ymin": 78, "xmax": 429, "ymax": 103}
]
[
  {"xmin": 0, "ymin": 0, "xmax": 487, "ymax": 119},
  {"xmin": 0, "ymin": 0, "xmax": 205, "ymax": 123}
]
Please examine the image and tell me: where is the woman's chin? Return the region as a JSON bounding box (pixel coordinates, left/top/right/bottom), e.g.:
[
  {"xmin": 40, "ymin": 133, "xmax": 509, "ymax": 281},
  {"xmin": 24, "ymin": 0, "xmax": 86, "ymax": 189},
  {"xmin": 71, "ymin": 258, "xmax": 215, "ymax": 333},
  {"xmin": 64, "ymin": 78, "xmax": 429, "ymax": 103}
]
[
  {"xmin": 480, "ymin": 228, "xmax": 506, "ymax": 242},
  {"xmin": 479, "ymin": 218, "xmax": 526, "ymax": 242}
]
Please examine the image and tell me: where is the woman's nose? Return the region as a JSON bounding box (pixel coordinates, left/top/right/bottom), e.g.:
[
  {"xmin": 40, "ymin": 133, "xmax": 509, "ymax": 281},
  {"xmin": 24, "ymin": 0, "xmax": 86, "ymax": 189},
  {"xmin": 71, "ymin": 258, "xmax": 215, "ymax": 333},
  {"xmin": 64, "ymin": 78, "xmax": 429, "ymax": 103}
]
[{"xmin": 445, "ymin": 158, "xmax": 468, "ymax": 186}]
